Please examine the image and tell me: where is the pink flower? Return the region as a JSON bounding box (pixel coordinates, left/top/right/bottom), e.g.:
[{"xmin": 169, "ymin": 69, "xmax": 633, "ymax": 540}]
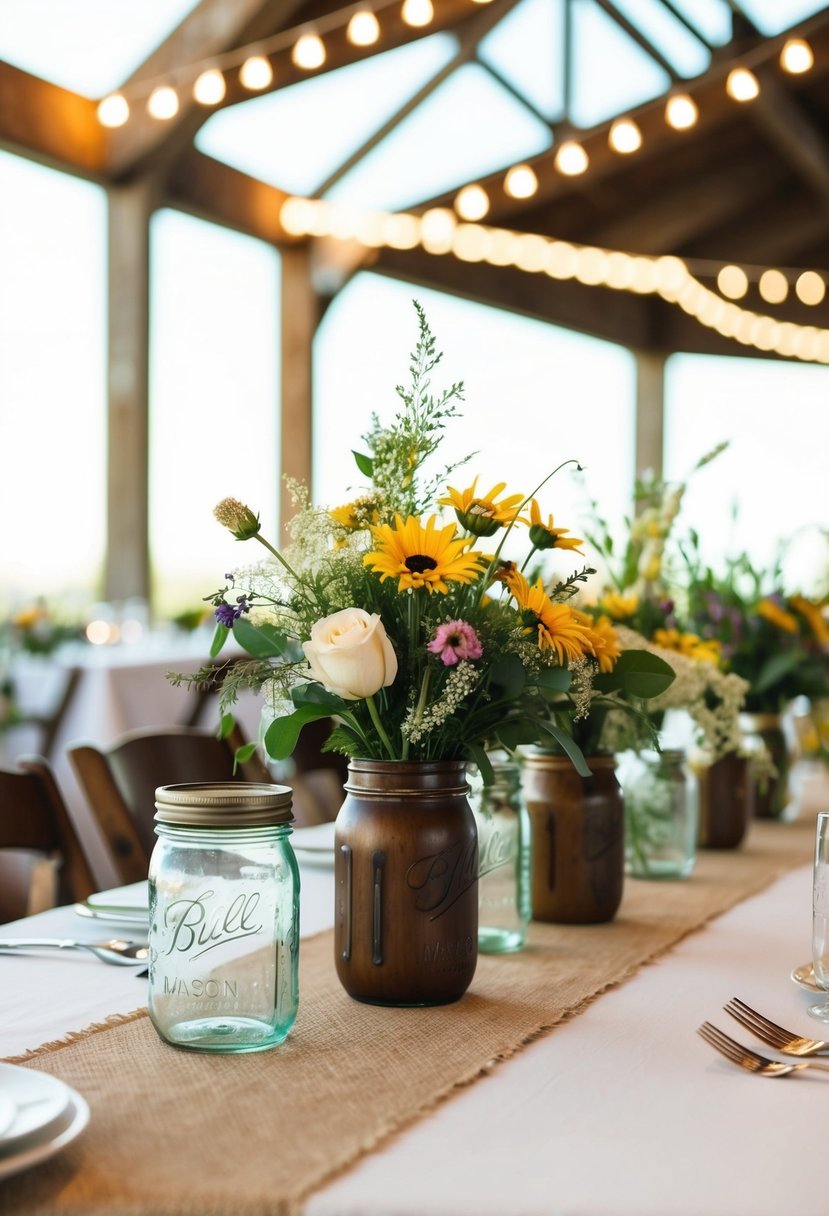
[{"xmin": 427, "ymin": 620, "xmax": 483, "ymax": 667}]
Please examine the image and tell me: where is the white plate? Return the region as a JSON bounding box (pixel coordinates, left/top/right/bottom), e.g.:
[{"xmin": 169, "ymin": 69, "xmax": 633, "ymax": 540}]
[
  {"xmin": 0, "ymin": 1063, "xmax": 71, "ymax": 1150},
  {"xmin": 74, "ymin": 881, "xmax": 149, "ymax": 927},
  {"xmin": 292, "ymin": 822, "xmax": 335, "ymax": 868},
  {"xmin": 791, "ymin": 962, "xmax": 821, "ymax": 992},
  {"xmin": 0, "ymin": 1091, "xmax": 89, "ymax": 1182}
]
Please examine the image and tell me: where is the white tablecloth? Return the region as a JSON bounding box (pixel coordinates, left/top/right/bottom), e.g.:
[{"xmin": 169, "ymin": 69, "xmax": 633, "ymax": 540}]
[
  {"xmin": 2, "ymin": 635, "xmax": 263, "ymax": 888},
  {"xmin": 2, "ymin": 859, "xmax": 828, "ymax": 1216}
]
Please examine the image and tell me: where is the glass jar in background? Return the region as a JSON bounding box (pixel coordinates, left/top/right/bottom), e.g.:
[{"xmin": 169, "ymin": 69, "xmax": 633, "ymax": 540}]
[
  {"xmin": 149, "ymin": 782, "xmax": 299, "ymax": 1053},
  {"xmin": 617, "ymin": 749, "xmax": 699, "ymax": 880},
  {"xmin": 468, "ymin": 759, "xmax": 531, "ymax": 953}
]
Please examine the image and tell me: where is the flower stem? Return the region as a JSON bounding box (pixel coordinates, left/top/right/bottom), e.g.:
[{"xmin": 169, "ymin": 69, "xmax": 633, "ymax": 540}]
[
  {"xmin": 253, "ymin": 534, "xmax": 303, "ymax": 586},
  {"xmin": 366, "ymin": 695, "xmax": 397, "ymax": 760}
]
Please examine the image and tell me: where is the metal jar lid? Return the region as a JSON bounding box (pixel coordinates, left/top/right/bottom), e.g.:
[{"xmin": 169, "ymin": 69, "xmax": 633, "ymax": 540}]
[{"xmin": 154, "ymin": 782, "xmax": 293, "ymax": 828}]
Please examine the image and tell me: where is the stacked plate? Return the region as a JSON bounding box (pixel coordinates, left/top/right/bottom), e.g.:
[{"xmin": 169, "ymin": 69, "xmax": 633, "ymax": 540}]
[
  {"xmin": 74, "ymin": 881, "xmax": 149, "ymax": 928},
  {"xmin": 291, "ymin": 821, "xmax": 336, "ymax": 869},
  {"xmin": 0, "ymin": 1062, "xmax": 89, "ymax": 1181}
]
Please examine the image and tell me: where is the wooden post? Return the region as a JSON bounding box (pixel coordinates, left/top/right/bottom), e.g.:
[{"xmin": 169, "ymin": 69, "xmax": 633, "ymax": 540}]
[
  {"xmin": 280, "ymin": 244, "xmax": 318, "ymax": 544},
  {"xmin": 105, "ymin": 179, "xmax": 157, "ymax": 603},
  {"xmin": 634, "ymin": 349, "xmax": 666, "ymax": 482}
]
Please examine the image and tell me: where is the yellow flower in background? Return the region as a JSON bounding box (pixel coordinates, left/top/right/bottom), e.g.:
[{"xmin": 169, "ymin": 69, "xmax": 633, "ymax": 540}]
[
  {"xmin": 653, "ymin": 628, "xmax": 721, "ymax": 665},
  {"xmin": 757, "ymin": 598, "xmax": 799, "ymax": 634},
  {"xmin": 505, "ymin": 569, "xmax": 595, "ymax": 664},
  {"xmin": 439, "ymin": 478, "xmax": 525, "ymax": 538},
  {"xmin": 364, "ymin": 514, "xmax": 487, "ymax": 594},
  {"xmin": 600, "ymin": 591, "xmax": 639, "ymax": 619},
  {"xmin": 791, "ymin": 595, "xmax": 829, "ymax": 646},
  {"xmin": 12, "ymin": 605, "xmax": 47, "ymax": 629},
  {"xmin": 330, "ymin": 496, "xmax": 380, "ymax": 533},
  {"xmin": 523, "ymin": 500, "xmax": 584, "ymax": 552}
]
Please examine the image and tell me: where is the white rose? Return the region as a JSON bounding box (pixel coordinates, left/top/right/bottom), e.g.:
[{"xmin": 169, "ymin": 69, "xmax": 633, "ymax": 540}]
[{"xmin": 302, "ymin": 608, "xmax": 398, "ymax": 701}]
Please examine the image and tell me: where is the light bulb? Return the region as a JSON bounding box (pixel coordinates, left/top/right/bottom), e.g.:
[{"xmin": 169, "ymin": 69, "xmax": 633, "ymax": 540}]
[
  {"xmin": 454, "ymin": 184, "xmax": 489, "ymax": 221},
  {"xmin": 347, "ymin": 10, "xmax": 380, "ymax": 45},
  {"xmin": 239, "ymin": 56, "xmax": 273, "ymax": 90},
  {"xmin": 402, "ymin": 0, "xmax": 433, "ymax": 27},
  {"xmin": 665, "ymin": 94, "xmax": 698, "ymax": 130},
  {"xmin": 554, "ymin": 141, "xmax": 589, "ymax": 176},
  {"xmin": 780, "ymin": 38, "xmax": 813, "ymax": 74},
  {"xmin": 292, "ymin": 33, "xmax": 326, "ymax": 69},
  {"xmin": 97, "ymin": 93, "xmax": 129, "ymax": 128},
  {"xmin": 758, "ymin": 269, "xmax": 788, "ymax": 305},
  {"xmin": 193, "ymin": 69, "xmax": 226, "ymax": 105},
  {"xmin": 147, "ymin": 86, "xmax": 179, "ymax": 120},
  {"xmin": 717, "ymin": 265, "xmax": 749, "ymax": 299},
  {"xmin": 608, "ymin": 118, "xmax": 642, "ymax": 154},
  {"xmin": 795, "ymin": 271, "xmax": 826, "ymax": 306},
  {"xmin": 726, "ymin": 68, "xmax": 759, "ymax": 102},
  {"xmin": 503, "ymin": 164, "xmax": 537, "ymax": 199}
]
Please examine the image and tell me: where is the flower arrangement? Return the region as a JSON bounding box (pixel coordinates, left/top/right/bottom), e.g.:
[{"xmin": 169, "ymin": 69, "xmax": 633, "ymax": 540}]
[
  {"xmin": 3, "ymin": 601, "xmax": 83, "ymax": 656},
  {"xmin": 680, "ymin": 543, "xmax": 829, "ymax": 715},
  {"xmin": 180, "ymin": 304, "xmax": 672, "ymax": 782}
]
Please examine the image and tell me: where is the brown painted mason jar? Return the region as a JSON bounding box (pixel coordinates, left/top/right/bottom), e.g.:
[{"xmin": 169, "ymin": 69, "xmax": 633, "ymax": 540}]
[
  {"xmin": 521, "ymin": 752, "xmax": 624, "ymax": 924},
  {"xmin": 696, "ymin": 752, "xmax": 751, "ymax": 848},
  {"xmin": 334, "ymin": 759, "xmax": 478, "ymax": 1006},
  {"xmin": 740, "ymin": 713, "xmax": 792, "ymax": 820}
]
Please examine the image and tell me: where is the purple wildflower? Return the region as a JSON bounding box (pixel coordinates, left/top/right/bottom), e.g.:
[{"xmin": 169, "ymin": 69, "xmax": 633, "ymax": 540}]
[
  {"xmin": 215, "ymin": 598, "xmax": 249, "ymax": 627},
  {"xmin": 427, "ymin": 620, "xmax": 483, "ymax": 667}
]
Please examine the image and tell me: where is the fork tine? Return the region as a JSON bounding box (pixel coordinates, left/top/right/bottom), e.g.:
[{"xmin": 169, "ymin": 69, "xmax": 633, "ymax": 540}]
[
  {"xmin": 698, "ymin": 1022, "xmax": 746, "ymax": 1064},
  {"xmin": 724, "ymin": 1000, "xmax": 789, "ymax": 1047},
  {"xmin": 727, "ymin": 997, "xmax": 790, "ymax": 1039}
]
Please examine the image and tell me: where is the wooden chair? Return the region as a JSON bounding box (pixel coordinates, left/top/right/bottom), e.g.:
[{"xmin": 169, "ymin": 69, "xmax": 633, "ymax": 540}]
[
  {"xmin": 68, "ymin": 722, "xmax": 272, "ymax": 886},
  {"xmin": 0, "ymin": 757, "xmax": 96, "ymax": 923}
]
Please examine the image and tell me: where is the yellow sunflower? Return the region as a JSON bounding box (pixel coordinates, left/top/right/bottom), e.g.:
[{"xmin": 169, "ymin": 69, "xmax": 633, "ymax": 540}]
[
  {"xmin": 757, "ymin": 598, "xmax": 799, "ymax": 634},
  {"xmin": 364, "ymin": 514, "xmax": 487, "ymax": 594},
  {"xmin": 599, "ymin": 590, "xmax": 639, "ymax": 620},
  {"xmin": 790, "ymin": 595, "xmax": 829, "ymax": 646},
  {"xmin": 505, "ymin": 569, "xmax": 595, "ymax": 664},
  {"xmin": 330, "ymin": 496, "xmax": 379, "ymax": 532},
  {"xmin": 573, "ymin": 610, "xmax": 621, "ymax": 673},
  {"xmin": 523, "ymin": 500, "xmax": 584, "ymax": 552},
  {"xmin": 653, "ymin": 628, "xmax": 721, "ymax": 665},
  {"xmin": 439, "ymin": 478, "xmax": 525, "ymax": 538}
]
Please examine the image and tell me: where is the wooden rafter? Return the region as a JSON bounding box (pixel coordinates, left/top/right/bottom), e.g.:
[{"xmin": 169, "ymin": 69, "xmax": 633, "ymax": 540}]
[
  {"xmin": 750, "ymin": 68, "xmax": 829, "ymax": 202},
  {"xmin": 166, "ymin": 149, "xmax": 290, "ymax": 243},
  {"xmin": 0, "ymin": 62, "xmax": 104, "ymax": 176}
]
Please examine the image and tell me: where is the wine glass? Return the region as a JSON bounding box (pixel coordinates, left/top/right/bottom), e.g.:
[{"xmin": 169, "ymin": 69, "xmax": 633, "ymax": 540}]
[{"xmin": 808, "ymin": 812, "xmax": 829, "ymax": 1021}]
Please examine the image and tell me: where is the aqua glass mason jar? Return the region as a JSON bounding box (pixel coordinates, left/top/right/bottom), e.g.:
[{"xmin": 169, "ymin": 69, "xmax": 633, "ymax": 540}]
[
  {"xmin": 618, "ymin": 749, "xmax": 699, "ymax": 880},
  {"xmin": 148, "ymin": 782, "xmax": 299, "ymax": 1053},
  {"xmin": 468, "ymin": 759, "xmax": 531, "ymax": 952}
]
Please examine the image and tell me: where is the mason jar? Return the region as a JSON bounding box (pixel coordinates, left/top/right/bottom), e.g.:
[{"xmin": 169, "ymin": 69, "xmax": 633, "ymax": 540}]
[
  {"xmin": 148, "ymin": 782, "xmax": 299, "ymax": 1053},
  {"xmin": 617, "ymin": 749, "xmax": 699, "ymax": 880},
  {"xmin": 468, "ymin": 759, "xmax": 531, "ymax": 952}
]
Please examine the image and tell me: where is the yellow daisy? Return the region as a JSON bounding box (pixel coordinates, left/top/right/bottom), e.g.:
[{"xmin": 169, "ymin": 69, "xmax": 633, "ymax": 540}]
[
  {"xmin": 505, "ymin": 569, "xmax": 595, "ymax": 664},
  {"xmin": 573, "ymin": 610, "xmax": 621, "ymax": 673},
  {"xmin": 523, "ymin": 500, "xmax": 584, "ymax": 552},
  {"xmin": 757, "ymin": 598, "xmax": 799, "ymax": 634},
  {"xmin": 364, "ymin": 514, "xmax": 487, "ymax": 594},
  {"xmin": 439, "ymin": 478, "xmax": 525, "ymax": 538},
  {"xmin": 599, "ymin": 590, "xmax": 639, "ymax": 620}
]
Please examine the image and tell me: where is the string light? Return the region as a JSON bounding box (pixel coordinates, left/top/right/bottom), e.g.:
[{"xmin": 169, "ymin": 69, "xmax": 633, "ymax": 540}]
[
  {"xmin": 780, "ymin": 38, "xmax": 814, "ymax": 74},
  {"xmin": 503, "ymin": 164, "xmax": 538, "ymax": 199},
  {"xmin": 759, "ymin": 268, "xmax": 788, "ymax": 304},
  {"xmin": 796, "ymin": 271, "xmax": 826, "ymax": 306},
  {"xmin": 554, "ymin": 141, "xmax": 589, "ymax": 176},
  {"xmin": 147, "ymin": 86, "xmax": 179, "ymax": 120},
  {"xmin": 347, "ymin": 9, "xmax": 381, "ymax": 45},
  {"xmin": 454, "ymin": 184, "xmax": 490, "ymax": 221},
  {"xmin": 401, "ymin": 0, "xmax": 434, "ymax": 27},
  {"xmin": 193, "ymin": 69, "xmax": 226, "ymax": 105},
  {"xmin": 608, "ymin": 118, "xmax": 642, "ymax": 154},
  {"xmin": 239, "ymin": 55, "xmax": 273, "ymax": 89},
  {"xmin": 717, "ymin": 265, "xmax": 749, "ymax": 300},
  {"xmin": 726, "ymin": 67, "xmax": 760, "ymax": 101},
  {"xmin": 97, "ymin": 93, "xmax": 130, "ymax": 128},
  {"xmin": 665, "ymin": 94, "xmax": 698, "ymax": 131},
  {"xmin": 292, "ymin": 32, "xmax": 326, "ymax": 69}
]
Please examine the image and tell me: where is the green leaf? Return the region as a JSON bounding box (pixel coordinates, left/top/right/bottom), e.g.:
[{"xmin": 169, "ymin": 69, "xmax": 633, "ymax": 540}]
[
  {"xmin": 233, "ymin": 742, "xmax": 258, "ymax": 768},
  {"xmin": 536, "ymin": 666, "xmax": 572, "ymax": 694},
  {"xmin": 495, "ymin": 719, "xmax": 543, "ymax": 750},
  {"xmin": 209, "ymin": 622, "xmax": 229, "ymax": 658},
  {"xmin": 753, "ymin": 649, "xmax": 803, "ymax": 695},
  {"xmin": 264, "ymin": 705, "xmax": 334, "ymax": 761},
  {"xmin": 465, "ymin": 741, "xmax": 494, "ymax": 788},
  {"xmin": 232, "ymin": 617, "xmax": 289, "ymax": 659},
  {"xmin": 219, "ymin": 713, "xmax": 235, "ymax": 740},
  {"xmin": 596, "ymin": 649, "xmax": 675, "ymax": 699},
  {"xmin": 352, "ymin": 450, "xmax": 374, "ymax": 478},
  {"xmin": 489, "ymin": 654, "xmax": 526, "ymax": 700},
  {"xmin": 537, "ymin": 721, "xmax": 591, "ymax": 777},
  {"xmin": 291, "ymin": 682, "xmax": 349, "ymax": 712}
]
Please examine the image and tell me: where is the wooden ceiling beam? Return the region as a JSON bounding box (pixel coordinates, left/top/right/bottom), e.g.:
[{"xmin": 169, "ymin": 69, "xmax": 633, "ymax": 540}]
[
  {"xmin": 0, "ymin": 62, "xmax": 104, "ymax": 176},
  {"xmin": 165, "ymin": 149, "xmax": 289, "ymax": 243},
  {"xmin": 749, "ymin": 69, "xmax": 829, "ymax": 203},
  {"xmin": 682, "ymin": 187, "xmax": 829, "ymax": 267}
]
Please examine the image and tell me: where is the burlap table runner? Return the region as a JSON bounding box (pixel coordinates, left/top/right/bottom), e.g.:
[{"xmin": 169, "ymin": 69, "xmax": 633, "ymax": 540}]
[{"xmin": 0, "ymin": 818, "xmax": 815, "ymax": 1216}]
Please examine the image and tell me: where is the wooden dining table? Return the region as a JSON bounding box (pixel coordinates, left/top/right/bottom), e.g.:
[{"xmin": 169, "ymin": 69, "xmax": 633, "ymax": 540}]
[{"xmin": 2, "ymin": 803, "xmax": 829, "ymax": 1216}]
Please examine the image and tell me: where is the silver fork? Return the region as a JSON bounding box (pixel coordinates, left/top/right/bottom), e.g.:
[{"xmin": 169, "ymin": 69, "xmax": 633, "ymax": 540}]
[
  {"xmin": 724, "ymin": 996, "xmax": 829, "ymax": 1057},
  {"xmin": 697, "ymin": 1021, "xmax": 829, "ymax": 1078}
]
